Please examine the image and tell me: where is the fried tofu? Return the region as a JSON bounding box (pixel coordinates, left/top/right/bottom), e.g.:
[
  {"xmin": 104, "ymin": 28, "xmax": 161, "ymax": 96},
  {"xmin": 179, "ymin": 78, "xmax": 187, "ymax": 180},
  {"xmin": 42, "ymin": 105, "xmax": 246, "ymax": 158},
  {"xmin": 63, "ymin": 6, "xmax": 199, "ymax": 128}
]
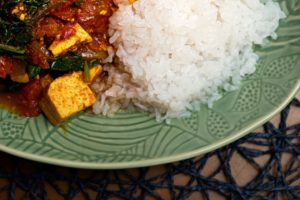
[
  {"xmin": 49, "ymin": 23, "xmax": 93, "ymax": 57},
  {"xmin": 39, "ymin": 71, "xmax": 96, "ymax": 125}
]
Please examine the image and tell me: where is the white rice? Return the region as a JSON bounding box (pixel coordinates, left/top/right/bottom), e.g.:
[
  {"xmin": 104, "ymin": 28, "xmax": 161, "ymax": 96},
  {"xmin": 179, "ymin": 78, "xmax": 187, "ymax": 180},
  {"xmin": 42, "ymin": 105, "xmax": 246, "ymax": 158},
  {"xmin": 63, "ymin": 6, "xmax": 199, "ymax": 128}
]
[{"xmin": 92, "ymin": 0, "xmax": 285, "ymax": 120}]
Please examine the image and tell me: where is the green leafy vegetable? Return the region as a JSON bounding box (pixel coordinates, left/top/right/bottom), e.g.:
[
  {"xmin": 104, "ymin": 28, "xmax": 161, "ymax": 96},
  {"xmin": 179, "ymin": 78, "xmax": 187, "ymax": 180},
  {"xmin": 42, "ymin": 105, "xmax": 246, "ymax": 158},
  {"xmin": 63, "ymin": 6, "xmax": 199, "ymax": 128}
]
[
  {"xmin": 0, "ymin": 0, "xmax": 49, "ymax": 52},
  {"xmin": 26, "ymin": 64, "xmax": 41, "ymax": 79},
  {"xmin": 83, "ymin": 61, "xmax": 90, "ymax": 81},
  {"xmin": 0, "ymin": 44, "xmax": 25, "ymax": 54},
  {"xmin": 50, "ymin": 53, "xmax": 103, "ymax": 77},
  {"xmin": 50, "ymin": 53, "xmax": 84, "ymax": 72},
  {"xmin": 0, "ymin": 0, "xmax": 106, "ymax": 80},
  {"xmin": 22, "ymin": 0, "xmax": 49, "ymax": 16},
  {"xmin": 0, "ymin": 19, "xmax": 30, "ymax": 49},
  {"xmin": 0, "ymin": 0, "xmax": 49, "ymax": 17}
]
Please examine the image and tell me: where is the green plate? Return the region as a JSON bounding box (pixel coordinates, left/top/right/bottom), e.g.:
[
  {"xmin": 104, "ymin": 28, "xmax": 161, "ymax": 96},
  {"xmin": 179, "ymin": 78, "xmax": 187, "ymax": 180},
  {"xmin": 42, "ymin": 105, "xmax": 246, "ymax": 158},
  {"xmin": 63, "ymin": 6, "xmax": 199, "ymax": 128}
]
[{"xmin": 0, "ymin": 0, "xmax": 299, "ymax": 169}]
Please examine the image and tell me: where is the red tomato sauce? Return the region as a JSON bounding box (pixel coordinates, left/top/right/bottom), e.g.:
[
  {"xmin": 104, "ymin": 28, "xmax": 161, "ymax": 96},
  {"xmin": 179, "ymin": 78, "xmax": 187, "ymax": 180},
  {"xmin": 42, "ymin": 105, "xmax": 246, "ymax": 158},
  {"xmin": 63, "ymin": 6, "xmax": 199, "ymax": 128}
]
[
  {"xmin": 0, "ymin": 0, "xmax": 115, "ymax": 117},
  {"xmin": 0, "ymin": 79, "xmax": 42, "ymax": 116}
]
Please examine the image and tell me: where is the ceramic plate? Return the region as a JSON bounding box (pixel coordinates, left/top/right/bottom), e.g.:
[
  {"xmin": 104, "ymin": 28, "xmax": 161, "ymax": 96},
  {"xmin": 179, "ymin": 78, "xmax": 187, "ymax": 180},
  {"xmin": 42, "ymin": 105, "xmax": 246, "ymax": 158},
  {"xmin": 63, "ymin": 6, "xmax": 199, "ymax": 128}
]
[{"xmin": 0, "ymin": 0, "xmax": 299, "ymax": 169}]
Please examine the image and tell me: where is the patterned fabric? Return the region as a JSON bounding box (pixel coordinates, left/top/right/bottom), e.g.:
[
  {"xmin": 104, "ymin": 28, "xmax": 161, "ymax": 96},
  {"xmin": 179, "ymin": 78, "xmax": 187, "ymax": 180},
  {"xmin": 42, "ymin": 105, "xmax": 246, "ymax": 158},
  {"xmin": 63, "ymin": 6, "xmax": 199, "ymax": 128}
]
[{"xmin": 0, "ymin": 98, "xmax": 299, "ymax": 200}]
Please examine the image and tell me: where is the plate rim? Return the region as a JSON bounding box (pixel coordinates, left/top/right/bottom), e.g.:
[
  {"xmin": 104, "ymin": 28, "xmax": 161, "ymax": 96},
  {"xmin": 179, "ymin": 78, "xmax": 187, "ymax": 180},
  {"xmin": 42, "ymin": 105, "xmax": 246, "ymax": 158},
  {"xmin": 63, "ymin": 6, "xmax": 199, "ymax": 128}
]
[{"xmin": 0, "ymin": 80, "xmax": 299, "ymax": 169}]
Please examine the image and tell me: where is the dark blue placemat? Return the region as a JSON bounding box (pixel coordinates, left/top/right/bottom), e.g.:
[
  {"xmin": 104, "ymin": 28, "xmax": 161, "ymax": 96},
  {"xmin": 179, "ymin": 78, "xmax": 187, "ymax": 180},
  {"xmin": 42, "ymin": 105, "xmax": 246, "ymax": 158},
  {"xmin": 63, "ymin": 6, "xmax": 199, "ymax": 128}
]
[{"xmin": 0, "ymin": 98, "xmax": 299, "ymax": 200}]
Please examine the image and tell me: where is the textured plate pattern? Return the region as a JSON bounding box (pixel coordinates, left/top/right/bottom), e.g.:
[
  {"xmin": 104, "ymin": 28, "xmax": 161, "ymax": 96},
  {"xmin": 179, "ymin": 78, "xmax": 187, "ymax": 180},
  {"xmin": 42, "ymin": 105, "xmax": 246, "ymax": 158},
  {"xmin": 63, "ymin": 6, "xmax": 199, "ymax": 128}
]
[{"xmin": 0, "ymin": 0, "xmax": 299, "ymax": 169}]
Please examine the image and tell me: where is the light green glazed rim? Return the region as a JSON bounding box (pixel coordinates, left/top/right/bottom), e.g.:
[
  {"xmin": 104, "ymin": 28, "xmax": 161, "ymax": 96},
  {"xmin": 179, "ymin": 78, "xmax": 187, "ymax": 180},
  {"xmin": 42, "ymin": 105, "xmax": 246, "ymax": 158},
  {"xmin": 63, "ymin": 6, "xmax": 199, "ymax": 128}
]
[{"xmin": 0, "ymin": 82, "xmax": 298, "ymax": 169}]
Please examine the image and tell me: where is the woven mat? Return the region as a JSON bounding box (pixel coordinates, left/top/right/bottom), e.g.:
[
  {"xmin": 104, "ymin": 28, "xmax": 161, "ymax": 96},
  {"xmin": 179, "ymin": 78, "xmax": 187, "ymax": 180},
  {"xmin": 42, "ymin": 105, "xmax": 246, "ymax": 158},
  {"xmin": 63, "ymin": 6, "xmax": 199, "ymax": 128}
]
[{"xmin": 0, "ymin": 98, "xmax": 299, "ymax": 200}]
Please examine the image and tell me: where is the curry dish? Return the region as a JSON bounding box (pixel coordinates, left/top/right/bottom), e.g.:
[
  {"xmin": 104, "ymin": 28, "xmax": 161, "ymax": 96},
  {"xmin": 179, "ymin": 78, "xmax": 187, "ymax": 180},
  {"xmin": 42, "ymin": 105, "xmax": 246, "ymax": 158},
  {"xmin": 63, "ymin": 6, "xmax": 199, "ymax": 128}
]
[{"xmin": 0, "ymin": 0, "xmax": 116, "ymax": 125}]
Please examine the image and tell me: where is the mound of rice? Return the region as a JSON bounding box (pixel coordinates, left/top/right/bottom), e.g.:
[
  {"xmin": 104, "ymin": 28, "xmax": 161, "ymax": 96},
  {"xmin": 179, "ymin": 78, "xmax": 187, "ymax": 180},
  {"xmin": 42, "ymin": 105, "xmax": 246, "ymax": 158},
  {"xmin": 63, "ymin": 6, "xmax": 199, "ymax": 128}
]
[{"xmin": 92, "ymin": 0, "xmax": 285, "ymax": 120}]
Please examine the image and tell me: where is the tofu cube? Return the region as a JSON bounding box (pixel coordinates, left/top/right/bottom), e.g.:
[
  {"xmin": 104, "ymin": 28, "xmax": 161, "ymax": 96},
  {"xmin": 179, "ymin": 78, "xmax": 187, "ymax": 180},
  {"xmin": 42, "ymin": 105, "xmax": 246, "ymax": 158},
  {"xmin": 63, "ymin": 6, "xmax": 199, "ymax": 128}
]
[
  {"xmin": 49, "ymin": 23, "xmax": 93, "ymax": 57},
  {"xmin": 39, "ymin": 71, "xmax": 96, "ymax": 125}
]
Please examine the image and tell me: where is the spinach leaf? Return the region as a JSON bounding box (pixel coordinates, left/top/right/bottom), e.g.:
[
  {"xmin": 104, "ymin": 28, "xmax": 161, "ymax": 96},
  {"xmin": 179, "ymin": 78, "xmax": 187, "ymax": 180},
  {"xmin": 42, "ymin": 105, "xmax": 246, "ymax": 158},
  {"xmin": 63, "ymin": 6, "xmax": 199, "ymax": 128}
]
[
  {"xmin": 0, "ymin": 0, "xmax": 49, "ymax": 17},
  {"xmin": 26, "ymin": 64, "xmax": 41, "ymax": 79},
  {"xmin": 50, "ymin": 53, "xmax": 84, "ymax": 72},
  {"xmin": 50, "ymin": 53, "xmax": 103, "ymax": 75},
  {"xmin": 0, "ymin": 19, "xmax": 30, "ymax": 49},
  {"xmin": 23, "ymin": 0, "xmax": 49, "ymax": 16},
  {"xmin": 0, "ymin": 0, "xmax": 49, "ymax": 51},
  {"xmin": 0, "ymin": 44, "xmax": 26, "ymax": 54}
]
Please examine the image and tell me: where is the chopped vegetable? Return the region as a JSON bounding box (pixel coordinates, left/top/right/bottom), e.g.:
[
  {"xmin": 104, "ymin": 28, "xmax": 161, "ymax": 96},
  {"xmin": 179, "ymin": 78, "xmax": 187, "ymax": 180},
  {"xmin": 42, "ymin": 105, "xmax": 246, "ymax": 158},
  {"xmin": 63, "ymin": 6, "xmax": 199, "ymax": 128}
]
[
  {"xmin": 0, "ymin": 44, "xmax": 25, "ymax": 55},
  {"xmin": 50, "ymin": 52, "xmax": 84, "ymax": 71},
  {"xmin": 26, "ymin": 65, "xmax": 42, "ymax": 80},
  {"xmin": 84, "ymin": 61, "xmax": 90, "ymax": 82},
  {"xmin": 0, "ymin": 0, "xmax": 113, "ymax": 125},
  {"xmin": 0, "ymin": 0, "xmax": 48, "ymax": 50}
]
